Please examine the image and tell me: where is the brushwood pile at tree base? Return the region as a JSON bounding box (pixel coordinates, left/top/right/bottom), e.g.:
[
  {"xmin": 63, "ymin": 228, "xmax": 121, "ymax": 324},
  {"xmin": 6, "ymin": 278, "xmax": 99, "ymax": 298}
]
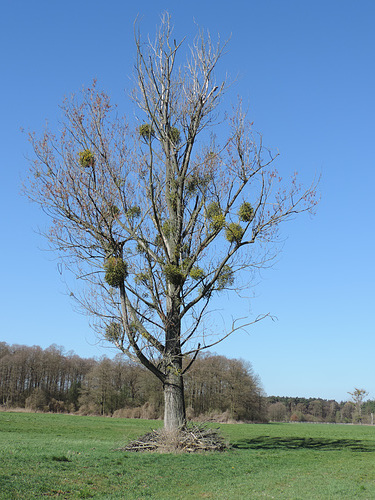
[{"xmin": 120, "ymin": 424, "xmax": 228, "ymax": 453}]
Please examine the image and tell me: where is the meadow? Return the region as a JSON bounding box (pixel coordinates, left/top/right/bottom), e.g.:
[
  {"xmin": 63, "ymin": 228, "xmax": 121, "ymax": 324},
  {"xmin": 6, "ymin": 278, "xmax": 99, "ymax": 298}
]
[{"xmin": 1, "ymin": 412, "xmax": 375, "ymax": 499}]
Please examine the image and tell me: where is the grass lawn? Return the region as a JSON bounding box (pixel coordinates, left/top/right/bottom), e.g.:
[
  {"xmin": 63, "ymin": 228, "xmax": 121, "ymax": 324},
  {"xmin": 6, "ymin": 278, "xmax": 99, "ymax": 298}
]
[{"xmin": 1, "ymin": 412, "xmax": 375, "ymax": 498}]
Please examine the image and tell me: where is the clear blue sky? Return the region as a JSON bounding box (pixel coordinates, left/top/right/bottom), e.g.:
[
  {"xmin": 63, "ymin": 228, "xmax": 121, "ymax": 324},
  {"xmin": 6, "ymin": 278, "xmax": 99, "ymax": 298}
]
[{"xmin": 1, "ymin": 0, "xmax": 374, "ymax": 402}]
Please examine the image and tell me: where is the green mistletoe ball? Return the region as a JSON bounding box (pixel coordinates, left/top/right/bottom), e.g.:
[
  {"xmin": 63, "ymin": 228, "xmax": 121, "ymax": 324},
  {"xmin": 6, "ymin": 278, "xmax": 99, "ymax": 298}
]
[
  {"xmin": 78, "ymin": 149, "xmax": 95, "ymax": 168},
  {"xmin": 104, "ymin": 257, "xmax": 128, "ymax": 287}
]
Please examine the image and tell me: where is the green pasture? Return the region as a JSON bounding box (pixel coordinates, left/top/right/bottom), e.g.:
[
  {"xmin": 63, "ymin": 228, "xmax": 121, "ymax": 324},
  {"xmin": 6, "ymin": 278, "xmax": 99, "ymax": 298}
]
[{"xmin": 1, "ymin": 412, "xmax": 375, "ymax": 499}]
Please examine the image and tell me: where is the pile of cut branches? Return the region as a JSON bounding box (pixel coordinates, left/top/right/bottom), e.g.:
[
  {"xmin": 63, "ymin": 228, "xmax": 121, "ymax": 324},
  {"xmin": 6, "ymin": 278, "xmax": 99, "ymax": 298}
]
[{"xmin": 120, "ymin": 423, "xmax": 228, "ymax": 453}]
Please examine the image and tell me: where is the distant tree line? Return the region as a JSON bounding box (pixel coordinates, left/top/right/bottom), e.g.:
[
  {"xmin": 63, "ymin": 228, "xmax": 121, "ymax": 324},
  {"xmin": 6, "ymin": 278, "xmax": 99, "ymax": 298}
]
[
  {"xmin": 0, "ymin": 343, "xmax": 266, "ymax": 422},
  {"xmin": 266, "ymin": 396, "xmax": 375, "ymax": 424},
  {"xmin": 1, "ymin": 342, "xmax": 372, "ymax": 424}
]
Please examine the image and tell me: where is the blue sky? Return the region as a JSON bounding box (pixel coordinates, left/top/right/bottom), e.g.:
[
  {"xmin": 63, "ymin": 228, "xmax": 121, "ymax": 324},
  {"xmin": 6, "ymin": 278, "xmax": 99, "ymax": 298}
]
[{"xmin": 1, "ymin": 0, "xmax": 374, "ymax": 402}]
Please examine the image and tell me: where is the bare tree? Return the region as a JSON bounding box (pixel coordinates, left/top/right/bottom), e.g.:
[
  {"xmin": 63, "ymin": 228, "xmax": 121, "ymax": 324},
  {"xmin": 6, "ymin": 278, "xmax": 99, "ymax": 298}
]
[
  {"xmin": 24, "ymin": 14, "xmax": 318, "ymax": 431},
  {"xmin": 348, "ymin": 388, "xmax": 368, "ymax": 423}
]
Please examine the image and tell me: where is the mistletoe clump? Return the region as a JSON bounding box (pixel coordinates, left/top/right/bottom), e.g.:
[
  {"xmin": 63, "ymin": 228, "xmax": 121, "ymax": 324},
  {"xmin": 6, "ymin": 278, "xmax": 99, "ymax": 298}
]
[
  {"xmin": 186, "ymin": 175, "xmax": 200, "ymax": 194},
  {"xmin": 104, "ymin": 257, "xmax": 128, "ymax": 287},
  {"xmin": 225, "ymin": 223, "xmax": 244, "ymax": 243},
  {"xmin": 107, "ymin": 204, "xmax": 120, "ymax": 219},
  {"xmin": 217, "ymin": 265, "xmax": 234, "ymax": 290},
  {"xmin": 164, "ymin": 264, "xmax": 185, "ymax": 286},
  {"xmin": 168, "ymin": 127, "xmax": 181, "ymax": 144},
  {"xmin": 139, "ymin": 123, "xmax": 155, "ymax": 140},
  {"xmin": 205, "ymin": 201, "xmax": 221, "ymax": 219},
  {"xmin": 211, "ymin": 214, "xmax": 226, "ymax": 231},
  {"xmin": 186, "ymin": 172, "xmax": 213, "ymax": 195},
  {"xmin": 105, "ymin": 322, "xmax": 123, "ymax": 342},
  {"xmin": 78, "ymin": 149, "xmax": 95, "ymax": 168},
  {"xmin": 126, "ymin": 206, "xmax": 141, "ymax": 219},
  {"xmin": 238, "ymin": 202, "xmax": 254, "ymax": 222},
  {"xmin": 189, "ymin": 266, "xmax": 204, "ymax": 280},
  {"xmin": 206, "ymin": 202, "xmax": 226, "ymax": 231}
]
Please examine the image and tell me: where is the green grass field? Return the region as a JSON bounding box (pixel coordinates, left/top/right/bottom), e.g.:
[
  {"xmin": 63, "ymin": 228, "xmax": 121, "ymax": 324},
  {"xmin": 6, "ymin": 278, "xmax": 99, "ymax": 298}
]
[{"xmin": 1, "ymin": 412, "xmax": 375, "ymax": 499}]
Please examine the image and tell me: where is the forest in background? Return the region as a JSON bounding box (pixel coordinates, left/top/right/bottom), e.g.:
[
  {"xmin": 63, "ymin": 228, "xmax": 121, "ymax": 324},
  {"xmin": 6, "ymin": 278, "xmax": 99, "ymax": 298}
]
[
  {"xmin": 0, "ymin": 342, "xmax": 265, "ymax": 422},
  {"xmin": 1, "ymin": 342, "xmax": 373, "ymax": 424}
]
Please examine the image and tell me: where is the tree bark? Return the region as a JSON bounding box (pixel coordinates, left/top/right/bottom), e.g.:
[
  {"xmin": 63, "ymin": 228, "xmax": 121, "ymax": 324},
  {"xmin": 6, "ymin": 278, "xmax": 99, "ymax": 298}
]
[{"xmin": 163, "ymin": 371, "xmax": 186, "ymax": 431}]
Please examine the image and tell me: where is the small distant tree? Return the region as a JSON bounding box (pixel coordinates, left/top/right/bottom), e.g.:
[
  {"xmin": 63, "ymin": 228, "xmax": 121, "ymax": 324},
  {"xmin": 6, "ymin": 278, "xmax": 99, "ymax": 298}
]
[
  {"xmin": 348, "ymin": 388, "xmax": 368, "ymax": 423},
  {"xmin": 308, "ymin": 399, "xmax": 323, "ymax": 420},
  {"xmin": 24, "ymin": 14, "xmax": 318, "ymax": 432},
  {"xmin": 25, "ymin": 387, "xmax": 47, "ymax": 412},
  {"xmin": 268, "ymin": 402, "xmax": 287, "ymax": 422},
  {"xmin": 341, "ymin": 401, "xmax": 354, "ymax": 422}
]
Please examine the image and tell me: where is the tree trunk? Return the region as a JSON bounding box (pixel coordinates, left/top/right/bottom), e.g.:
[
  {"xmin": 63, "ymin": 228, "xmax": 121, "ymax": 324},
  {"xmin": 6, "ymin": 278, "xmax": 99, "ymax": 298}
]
[{"xmin": 163, "ymin": 371, "xmax": 186, "ymax": 431}]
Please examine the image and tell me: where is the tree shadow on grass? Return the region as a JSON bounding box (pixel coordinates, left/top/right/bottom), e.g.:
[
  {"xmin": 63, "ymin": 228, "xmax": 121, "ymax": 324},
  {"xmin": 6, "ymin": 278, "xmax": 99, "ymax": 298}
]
[{"xmin": 233, "ymin": 436, "xmax": 375, "ymax": 453}]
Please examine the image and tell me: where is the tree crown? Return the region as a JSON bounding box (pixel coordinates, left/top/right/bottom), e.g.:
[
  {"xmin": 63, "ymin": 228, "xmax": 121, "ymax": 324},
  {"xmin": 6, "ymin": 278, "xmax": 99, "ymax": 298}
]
[{"xmin": 24, "ymin": 15, "xmax": 318, "ymax": 384}]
